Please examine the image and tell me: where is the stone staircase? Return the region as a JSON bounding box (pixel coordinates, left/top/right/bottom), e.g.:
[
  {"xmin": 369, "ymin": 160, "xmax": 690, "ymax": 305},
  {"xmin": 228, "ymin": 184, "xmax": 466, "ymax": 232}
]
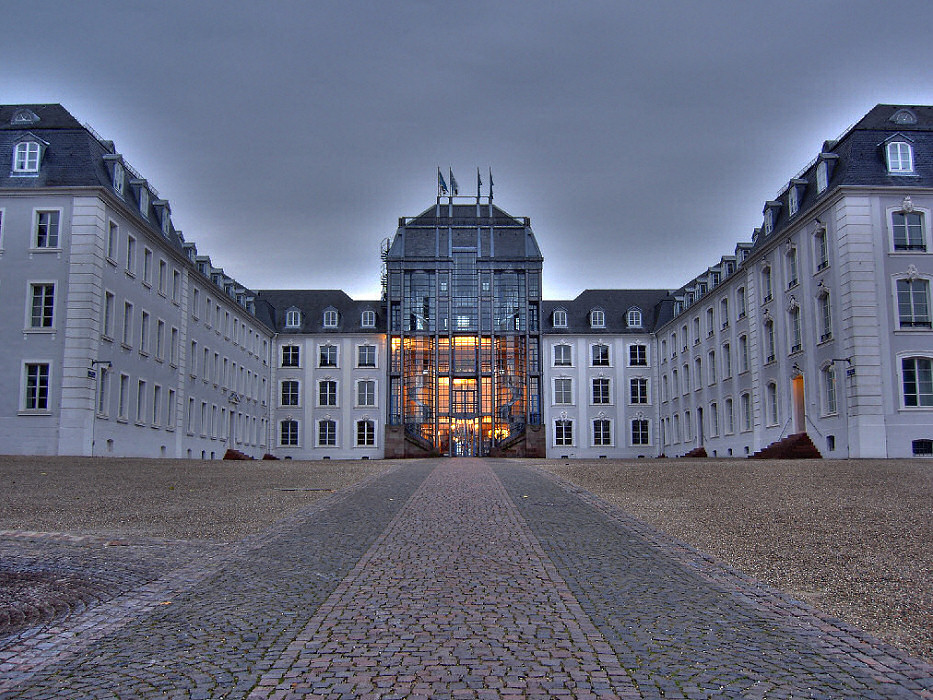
[
  {"xmin": 681, "ymin": 446, "xmax": 708, "ymax": 458},
  {"xmin": 750, "ymin": 432, "xmax": 822, "ymax": 459}
]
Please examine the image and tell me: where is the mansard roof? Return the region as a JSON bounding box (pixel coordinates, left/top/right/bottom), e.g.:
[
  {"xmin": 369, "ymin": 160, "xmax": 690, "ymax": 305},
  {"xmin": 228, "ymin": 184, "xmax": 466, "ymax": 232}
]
[
  {"xmin": 542, "ymin": 289, "xmax": 673, "ymax": 334},
  {"xmin": 255, "ymin": 289, "xmax": 384, "ymax": 334}
]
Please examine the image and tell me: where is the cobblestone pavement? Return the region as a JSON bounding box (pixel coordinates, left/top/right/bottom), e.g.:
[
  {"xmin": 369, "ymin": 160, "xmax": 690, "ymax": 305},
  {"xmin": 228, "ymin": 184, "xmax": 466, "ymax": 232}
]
[{"xmin": 1, "ymin": 459, "xmax": 931, "ymax": 698}]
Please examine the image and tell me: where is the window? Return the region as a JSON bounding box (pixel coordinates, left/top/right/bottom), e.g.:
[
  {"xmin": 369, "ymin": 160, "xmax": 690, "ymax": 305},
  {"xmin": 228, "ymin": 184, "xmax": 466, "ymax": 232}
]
[
  {"xmin": 762, "ymin": 267, "xmax": 773, "ymax": 302},
  {"xmin": 816, "ymin": 161, "xmax": 828, "ymax": 193},
  {"xmin": 156, "ymin": 320, "xmax": 165, "ymax": 359},
  {"xmin": 103, "ymin": 291, "xmax": 115, "ymax": 338},
  {"xmin": 708, "ymin": 351, "xmax": 717, "ymax": 384},
  {"xmin": 281, "ymin": 380, "xmax": 299, "ymax": 406},
  {"xmin": 554, "ymin": 344, "xmax": 572, "ymax": 366},
  {"xmin": 789, "ymin": 307, "xmax": 802, "ymax": 353},
  {"xmin": 823, "ymin": 365, "xmax": 837, "ymax": 415},
  {"xmin": 631, "ymin": 419, "xmax": 649, "ymax": 445},
  {"xmin": 706, "ymin": 307, "xmax": 714, "ymax": 336},
  {"xmin": 282, "ymin": 345, "xmax": 300, "ymax": 367},
  {"xmin": 587, "ymin": 343, "xmax": 610, "ymax": 367},
  {"xmin": 629, "ymin": 344, "xmax": 647, "ymax": 366},
  {"xmin": 627, "ymin": 308, "xmax": 642, "ymax": 328},
  {"xmin": 158, "ymin": 260, "xmax": 167, "ymax": 295},
  {"xmin": 170, "ymin": 328, "xmax": 179, "ymax": 365},
  {"xmin": 886, "ymin": 141, "xmax": 914, "ymax": 173},
  {"xmin": 593, "ymin": 419, "xmax": 611, "ymax": 446},
  {"xmin": 126, "ymin": 235, "xmax": 136, "ymax": 274},
  {"xmin": 815, "ymin": 228, "xmax": 829, "ymax": 270},
  {"xmin": 35, "ymin": 211, "xmax": 60, "ymax": 248},
  {"xmin": 23, "ymin": 363, "xmax": 50, "ymax": 410},
  {"xmin": 739, "ymin": 335, "xmax": 749, "ymax": 373},
  {"xmin": 661, "ymin": 374, "xmax": 669, "ymax": 402},
  {"xmin": 766, "ymin": 382, "xmax": 778, "ymax": 425},
  {"xmin": 788, "ymin": 187, "xmax": 799, "ymax": 217},
  {"xmin": 682, "ymin": 364, "xmax": 690, "ymax": 393},
  {"xmin": 722, "ymin": 343, "xmax": 732, "ymax": 378},
  {"xmin": 152, "ymin": 385, "xmax": 162, "ymax": 427},
  {"xmin": 764, "ymin": 320, "xmax": 776, "ymax": 363},
  {"xmin": 725, "ymin": 398, "xmax": 734, "ymax": 434},
  {"xmin": 736, "ymin": 287, "xmax": 746, "ymax": 318},
  {"xmin": 319, "ymin": 380, "xmax": 337, "ymax": 406},
  {"xmin": 139, "ymin": 187, "xmax": 149, "ymax": 215},
  {"xmin": 136, "ymin": 380, "xmax": 147, "ymax": 423},
  {"xmin": 140, "ymin": 311, "xmax": 150, "ymax": 354},
  {"xmin": 786, "ymin": 248, "xmax": 798, "ymax": 288},
  {"xmin": 285, "ymin": 308, "xmax": 301, "ymax": 328},
  {"xmin": 320, "ymin": 345, "xmax": 338, "ymax": 367},
  {"xmin": 357, "ymin": 380, "xmax": 376, "ymax": 407},
  {"xmin": 280, "ymin": 420, "xmax": 299, "ymax": 446},
  {"xmin": 122, "ymin": 302, "xmax": 134, "ymax": 346},
  {"xmin": 323, "ymin": 309, "xmax": 338, "ymax": 328},
  {"xmin": 358, "ymin": 345, "xmax": 376, "ymax": 367},
  {"xmin": 764, "ymin": 209, "xmax": 774, "ymax": 235},
  {"xmin": 693, "ymin": 318, "xmax": 700, "ymax": 345},
  {"xmin": 893, "ymin": 211, "xmax": 925, "ymax": 251},
  {"xmin": 97, "ymin": 366, "xmax": 110, "ymax": 416},
  {"xmin": 819, "ymin": 293, "xmax": 833, "ymax": 341},
  {"xmin": 13, "ymin": 142, "xmax": 40, "ymax": 172},
  {"xmin": 112, "ymin": 161, "xmax": 125, "ymax": 195},
  {"xmin": 107, "ymin": 222, "xmax": 118, "ymax": 260},
  {"xmin": 172, "ymin": 270, "xmax": 181, "ymax": 303},
  {"xmin": 630, "ymin": 378, "xmax": 648, "ymax": 404},
  {"xmin": 902, "ymin": 357, "xmax": 933, "ymax": 407},
  {"xmin": 709, "ymin": 403, "xmax": 719, "ymax": 437},
  {"xmin": 29, "ymin": 283, "xmax": 54, "ymax": 328},
  {"xmin": 590, "ymin": 309, "xmax": 605, "ymax": 328},
  {"xmin": 143, "ymin": 248, "xmax": 153, "ymax": 285},
  {"xmin": 318, "ymin": 420, "xmax": 337, "ymax": 446},
  {"xmin": 555, "ymin": 419, "xmax": 573, "ymax": 446},
  {"xmin": 357, "ymin": 420, "xmax": 375, "ymax": 446},
  {"xmin": 592, "ymin": 378, "xmax": 610, "ymax": 404},
  {"xmin": 741, "ymin": 393, "xmax": 752, "ymax": 431},
  {"xmin": 897, "ymin": 279, "xmax": 931, "ymax": 328},
  {"xmin": 554, "ymin": 378, "xmax": 572, "ymax": 404},
  {"xmin": 361, "ymin": 310, "xmax": 376, "ymax": 327},
  {"xmin": 553, "ymin": 309, "xmax": 567, "ymax": 327}
]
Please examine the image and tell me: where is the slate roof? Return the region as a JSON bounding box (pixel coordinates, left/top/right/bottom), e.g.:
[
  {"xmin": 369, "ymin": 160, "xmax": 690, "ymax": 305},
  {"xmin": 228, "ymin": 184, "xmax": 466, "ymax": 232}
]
[
  {"xmin": 541, "ymin": 290, "xmax": 674, "ymax": 334},
  {"xmin": 255, "ymin": 290, "xmax": 384, "ymax": 334}
]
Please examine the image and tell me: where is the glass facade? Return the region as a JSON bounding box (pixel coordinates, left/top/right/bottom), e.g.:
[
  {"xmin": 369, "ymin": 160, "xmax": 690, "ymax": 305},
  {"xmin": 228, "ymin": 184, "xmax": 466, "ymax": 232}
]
[{"xmin": 386, "ymin": 201, "xmax": 542, "ymax": 456}]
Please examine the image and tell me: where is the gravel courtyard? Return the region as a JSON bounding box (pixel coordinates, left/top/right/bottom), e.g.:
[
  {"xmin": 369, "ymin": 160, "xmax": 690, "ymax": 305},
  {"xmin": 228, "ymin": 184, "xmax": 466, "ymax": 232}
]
[{"xmin": 0, "ymin": 455, "xmax": 930, "ymax": 666}]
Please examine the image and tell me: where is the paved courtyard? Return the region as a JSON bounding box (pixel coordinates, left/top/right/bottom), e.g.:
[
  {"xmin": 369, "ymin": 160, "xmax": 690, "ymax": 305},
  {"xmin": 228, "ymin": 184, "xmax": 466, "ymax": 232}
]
[{"xmin": 1, "ymin": 458, "xmax": 931, "ymax": 698}]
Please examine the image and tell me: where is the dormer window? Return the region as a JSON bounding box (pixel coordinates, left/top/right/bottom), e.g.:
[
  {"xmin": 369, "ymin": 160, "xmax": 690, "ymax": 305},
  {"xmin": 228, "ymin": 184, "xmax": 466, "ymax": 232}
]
[
  {"xmin": 764, "ymin": 209, "xmax": 774, "ymax": 235},
  {"xmin": 13, "ymin": 141, "xmax": 41, "ymax": 173},
  {"xmin": 590, "ymin": 309, "xmax": 605, "ymax": 328},
  {"xmin": 361, "ymin": 310, "xmax": 376, "ymax": 327},
  {"xmin": 816, "ymin": 161, "xmax": 828, "ymax": 192},
  {"xmin": 11, "ymin": 108, "xmax": 40, "ymax": 125},
  {"xmin": 139, "ymin": 187, "xmax": 149, "ymax": 215},
  {"xmin": 891, "ymin": 108, "xmax": 918, "ymax": 125},
  {"xmin": 627, "ymin": 308, "xmax": 643, "ymax": 328},
  {"xmin": 285, "ymin": 307, "xmax": 301, "ymax": 329},
  {"xmin": 788, "ymin": 186, "xmax": 798, "ymax": 217},
  {"xmin": 886, "ymin": 140, "xmax": 914, "ymax": 174},
  {"xmin": 113, "ymin": 162, "xmax": 125, "ymax": 196},
  {"xmin": 553, "ymin": 309, "xmax": 567, "ymax": 327},
  {"xmin": 323, "ymin": 309, "xmax": 338, "ymax": 328}
]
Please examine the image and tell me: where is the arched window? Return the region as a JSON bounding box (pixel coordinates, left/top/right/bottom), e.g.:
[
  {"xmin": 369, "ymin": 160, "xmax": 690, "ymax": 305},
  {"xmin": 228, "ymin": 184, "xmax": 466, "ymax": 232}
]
[
  {"xmin": 590, "ymin": 309, "xmax": 605, "ymax": 328},
  {"xmin": 627, "ymin": 308, "xmax": 642, "ymax": 328},
  {"xmin": 886, "ymin": 141, "xmax": 914, "ymax": 174},
  {"xmin": 553, "ymin": 309, "xmax": 567, "ymax": 327},
  {"xmin": 284, "ymin": 307, "xmax": 301, "ymax": 328},
  {"xmin": 13, "ymin": 142, "xmax": 40, "ymax": 172}
]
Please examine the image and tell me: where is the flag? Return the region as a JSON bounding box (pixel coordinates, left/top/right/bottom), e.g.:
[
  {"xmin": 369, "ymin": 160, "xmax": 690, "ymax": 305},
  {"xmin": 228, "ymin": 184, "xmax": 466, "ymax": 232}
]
[
  {"xmin": 437, "ymin": 168, "xmax": 448, "ymax": 195},
  {"xmin": 449, "ymin": 168, "xmax": 459, "ymax": 195}
]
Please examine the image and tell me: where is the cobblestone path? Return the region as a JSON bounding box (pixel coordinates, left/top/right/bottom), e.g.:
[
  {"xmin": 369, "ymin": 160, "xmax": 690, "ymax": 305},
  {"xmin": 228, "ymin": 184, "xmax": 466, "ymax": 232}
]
[{"xmin": 2, "ymin": 459, "xmax": 931, "ymax": 699}]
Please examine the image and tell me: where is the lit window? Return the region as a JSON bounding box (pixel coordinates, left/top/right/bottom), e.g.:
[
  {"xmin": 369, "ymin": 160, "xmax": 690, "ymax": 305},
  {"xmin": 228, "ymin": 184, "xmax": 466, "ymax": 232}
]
[
  {"xmin": 13, "ymin": 142, "xmax": 40, "ymax": 173},
  {"xmin": 897, "ymin": 279, "xmax": 931, "ymax": 328},
  {"xmin": 627, "ymin": 308, "xmax": 642, "ymax": 328},
  {"xmin": 24, "ymin": 363, "xmax": 50, "ymax": 410},
  {"xmin": 324, "ymin": 309, "xmax": 338, "ymax": 327},
  {"xmin": 886, "ymin": 141, "xmax": 914, "ymax": 173},
  {"xmin": 903, "ymin": 357, "xmax": 933, "ymax": 407},
  {"xmin": 590, "ymin": 309, "xmax": 605, "ymax": 328},
  {"xmin": 35, "ymin": 211, "xmax": 60, "ymax": 248},
  {"xmin": 553, "ymin": 309, "xmax": 567, "ymax": 327},
  {"xmin": 893, "ymin": 211, "xmax": 925, "ymax": 251}
]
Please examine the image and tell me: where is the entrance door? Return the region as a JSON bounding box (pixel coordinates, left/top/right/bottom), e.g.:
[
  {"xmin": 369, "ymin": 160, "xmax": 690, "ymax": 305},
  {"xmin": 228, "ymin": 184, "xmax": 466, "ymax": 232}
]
[
  {"xmin": 792, "ymin": 375, "xmax": 806, "ymax": 433},
  {"xmin": 451, "ymin": 418, "xmax": 479, "ymax": 456}
]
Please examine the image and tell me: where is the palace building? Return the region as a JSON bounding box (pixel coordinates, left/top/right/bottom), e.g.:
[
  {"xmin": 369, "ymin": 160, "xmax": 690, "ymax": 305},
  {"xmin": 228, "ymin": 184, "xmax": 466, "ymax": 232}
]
[{"xmin": 0, "ymin": 103, "xmax": 931, "ymax": 459}]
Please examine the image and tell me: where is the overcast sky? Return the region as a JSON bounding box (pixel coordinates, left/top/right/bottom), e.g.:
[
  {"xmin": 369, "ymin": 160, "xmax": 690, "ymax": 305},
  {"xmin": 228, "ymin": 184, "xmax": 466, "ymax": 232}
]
[{"xmin": 5, "ymin": 1, "xmax": 933, "ymax": 300}]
